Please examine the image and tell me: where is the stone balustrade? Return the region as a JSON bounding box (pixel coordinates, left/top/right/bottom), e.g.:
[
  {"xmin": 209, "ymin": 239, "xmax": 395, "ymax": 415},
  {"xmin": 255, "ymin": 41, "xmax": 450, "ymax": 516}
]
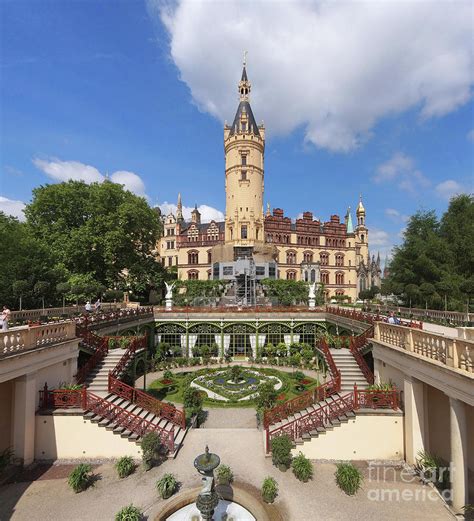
[
  {"xmin": 0, "ymin": 321, "xmax": 76, "ymax": 358},
  {"xmin": 375, "ymin": 322, "xmax": 473, "ymax": 373},
  {"xmin": 10, "ymin": 303, "xmax": 121, "ymax": 325}
]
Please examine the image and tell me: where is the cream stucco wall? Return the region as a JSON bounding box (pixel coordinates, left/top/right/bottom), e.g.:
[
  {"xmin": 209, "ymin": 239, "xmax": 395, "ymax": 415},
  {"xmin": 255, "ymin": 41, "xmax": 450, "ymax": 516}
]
[
  {"xmin": 426, "ymin": 385, "xmax": 451, "ymax": 464},
  {"xmin": 35, "ymin": 413, "xmax": 142, "ymax": 460},
  {"xmin": 291, "ymin": 412, "xmax": 404, "ymax": 460}
]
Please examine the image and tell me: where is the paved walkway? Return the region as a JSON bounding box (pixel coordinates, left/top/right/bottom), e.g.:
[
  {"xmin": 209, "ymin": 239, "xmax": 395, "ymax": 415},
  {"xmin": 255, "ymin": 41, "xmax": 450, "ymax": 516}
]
[
  {"xmin": 202, "ymin": 408, "xmax": 257, "ymax": 429},
  {"xmin": 0, "ymin": 427, "xmax": 453, "ymax": 521}
]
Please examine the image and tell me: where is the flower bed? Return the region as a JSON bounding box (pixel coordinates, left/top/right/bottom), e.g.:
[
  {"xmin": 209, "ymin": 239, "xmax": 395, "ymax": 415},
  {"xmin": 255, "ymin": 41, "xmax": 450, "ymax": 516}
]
[{"xmin": 191, "ymin": 368, "xmax": 282, "ymax": 402}]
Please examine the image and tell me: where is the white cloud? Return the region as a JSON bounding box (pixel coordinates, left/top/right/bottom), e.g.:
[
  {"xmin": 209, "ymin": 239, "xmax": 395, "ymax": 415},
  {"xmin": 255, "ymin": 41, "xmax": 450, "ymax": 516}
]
[
  {"xmin": 33, "ymin": 158, "xmax": 103, "ymax": 183},
  {"xmin": 0, "ymin": 196, "xmax": 26, "ymax": 220},
  {"xmin": 159, "ymin": 201, "xmax": 224, "ymax": 223},
  {"xmin": 374, "ymin": 153, "xmax": 430, "ymax": 194},
  {"xmin": 467, "ymin": 129, "xmax": 474, "ymax": 142},
  {"xmin": 109, "ymin": 171, "xmax": 146, "ymax": 197},
  {"xmin": 148, "ymin": 0, "xmax": 473, "ymax": 152},
  {"xmin": 370, "ymin": 228, "xmax": 391, "ymax": 247},
  {"xmin": 435, "ymin": 180, "xmax": 466, "ymax": 201},
  {"xmin": 32, "ymin": 158, "xmax": 147, "ymax": 197},
  {"xmin": 385, "ymin": 208, "xmax": 409, "ymax": 223}
]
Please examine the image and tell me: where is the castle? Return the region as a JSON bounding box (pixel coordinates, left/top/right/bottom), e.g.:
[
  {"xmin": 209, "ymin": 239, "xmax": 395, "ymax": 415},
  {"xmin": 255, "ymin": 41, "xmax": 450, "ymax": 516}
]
[{"xmin": 156, "ymin": 62, "xmax": 381, "ymax": 302}]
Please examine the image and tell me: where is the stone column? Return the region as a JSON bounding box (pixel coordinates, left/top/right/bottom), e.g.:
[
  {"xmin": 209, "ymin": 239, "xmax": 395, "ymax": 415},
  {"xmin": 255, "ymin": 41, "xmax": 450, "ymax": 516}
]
[
  {"xmin": 13, "ymin": 372, "xmax": 37, "ymax": 465},
  {"xmin": 449, "ymin": 397, "xmax": 468, "ymax": 513},
  {"xmin": 403, "ymin": 375, "xmax": 426, "ymax": 464},
  {"xmin": 373, "ymin": 357, "xmax": 382, "ymax": 383}
]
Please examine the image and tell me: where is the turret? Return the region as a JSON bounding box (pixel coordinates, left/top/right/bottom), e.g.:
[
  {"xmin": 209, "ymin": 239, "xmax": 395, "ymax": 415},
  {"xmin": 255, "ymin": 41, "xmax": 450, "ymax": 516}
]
[
  {"xmin": 191, "ymin": 204, "xmax": 201, "ymax": 225},
  {"xmin": 224, "ymin": 54, "xmax": 265, "ymax": 245}
]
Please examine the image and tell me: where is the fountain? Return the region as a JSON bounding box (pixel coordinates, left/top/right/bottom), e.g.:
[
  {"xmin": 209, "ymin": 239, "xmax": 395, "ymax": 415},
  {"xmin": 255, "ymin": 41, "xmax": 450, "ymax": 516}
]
[{"xmin": 164, "ymin": 446, "xmax": 256, "ymax": 521}]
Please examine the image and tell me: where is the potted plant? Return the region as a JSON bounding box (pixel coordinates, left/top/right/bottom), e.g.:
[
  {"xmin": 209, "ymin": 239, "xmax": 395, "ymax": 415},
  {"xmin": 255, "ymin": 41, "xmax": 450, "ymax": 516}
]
[
  {"xmin": 156, "ymin": 473, "xmax": 178, "ymax": 499},
  {"xmin": 271, "ymin": 434, "xmax": 293, "ymax": 471},
  {"xmin": 216, "ymin": 464, "xmax": 234, "ymax": 486},
  {"xmin": 261, "ymin": 476, "xmax": 278, "ymax": 503},
  {"xmin": 292, "ymin": 452, "xmax": 313, "ymax": 482},
  {"xmin": 140, "ymin": 432, "xmax": 161, "ymax": 471}
]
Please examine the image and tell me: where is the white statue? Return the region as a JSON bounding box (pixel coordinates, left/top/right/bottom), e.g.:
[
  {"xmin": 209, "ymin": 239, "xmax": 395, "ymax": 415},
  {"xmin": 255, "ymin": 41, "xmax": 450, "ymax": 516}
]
[
  {"xmin": 308, "ymin": 282, "xmax": 316, "ymax": 299},
  {"xmin": 165, "ymin": 282, "xmax": 175, "ymax": 300}
]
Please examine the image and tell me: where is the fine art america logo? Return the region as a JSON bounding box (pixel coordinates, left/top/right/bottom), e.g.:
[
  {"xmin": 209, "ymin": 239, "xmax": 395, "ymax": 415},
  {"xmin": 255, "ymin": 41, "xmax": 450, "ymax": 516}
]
[{"xmin": 367, "ymin": 462, "xmax": 453, "ymax": 503}]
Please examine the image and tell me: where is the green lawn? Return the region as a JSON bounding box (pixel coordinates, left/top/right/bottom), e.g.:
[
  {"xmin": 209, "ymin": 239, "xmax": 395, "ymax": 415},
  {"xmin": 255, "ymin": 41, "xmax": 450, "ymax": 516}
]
[{"xmin": 147, "ymin": 366, "xmax": 319, "ymax": 409}]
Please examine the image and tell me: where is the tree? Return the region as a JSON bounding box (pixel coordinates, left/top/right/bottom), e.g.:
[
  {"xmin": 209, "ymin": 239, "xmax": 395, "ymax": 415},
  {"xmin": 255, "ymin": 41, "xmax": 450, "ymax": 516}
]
[
  {"xmin": 255, "ymin": 381, "xmax": 278, "ymax": 410},
  {"xmin": 56, "ymin": 282, "xmax": 70, "ymax": 312},
  {"xmin": 12, "ymin": 280, "xmax": 29, "ymax": 311},
  {"xmin": 24, "ymin": 180, "xmax": 162, "ymax": 299},
  {"xmin": 34, "ymin": 281, "xmax": 50, "ymax": 311},
  {"xmin": 261, "ymin": 279, "xmax": 308, "ymax": 306}
]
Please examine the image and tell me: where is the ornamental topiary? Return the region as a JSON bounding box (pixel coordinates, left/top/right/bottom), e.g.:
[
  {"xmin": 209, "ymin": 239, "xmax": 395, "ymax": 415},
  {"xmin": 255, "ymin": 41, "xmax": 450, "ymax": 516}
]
[
  {"xmin": 115, "ymin": 504, "xmax": 142, "ymax": 521},
  {"xmin": 271, "ymin": 434, "xmax": 293, "ymax": 471},
  {"xmin": 216, "ymin": 464, "xmax": 234, "ymax": 485},
  {"xmin": 292, "ymin": 452, "xmax": 313, "ymax": 482},
  {"xmin": 141, "ymin": 432, "xmax": 161, "ymax": 471},
  {"xmin": 335, "ymin": 462, "xmax": 363, "ymax": 495}
]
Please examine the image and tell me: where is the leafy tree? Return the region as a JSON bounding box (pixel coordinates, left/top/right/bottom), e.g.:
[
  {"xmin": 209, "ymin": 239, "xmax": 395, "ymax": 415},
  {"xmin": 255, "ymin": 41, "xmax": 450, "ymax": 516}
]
[
  {"xmin": 24, "ymin": 180, "xmax": 162, "ymax": 299},
  {"xmin": 0, "ymin": 212, "xmax": 61, "ymax": 309},
  {"xmin": 385, "ymin": 196, "xmax": 474, "ymax": 311},
  {"xmin": 12, "ymin": 280, "xmax": 29, "ymax": 311},
  {"xmin": 34, "ymin": 281, "xmax": 50, "ymax": 311},
  {"xmin": 56, "ymin": 282, "xmax": 70, "ymax": 311},
  {"xmin": 261, "ymin": 279, "xmax": 309, "ymax": 306}
]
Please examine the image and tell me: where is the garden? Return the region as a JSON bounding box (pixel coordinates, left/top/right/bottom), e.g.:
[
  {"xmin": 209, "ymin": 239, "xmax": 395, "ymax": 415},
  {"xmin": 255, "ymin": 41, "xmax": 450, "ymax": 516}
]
[{"xmin": 147, "ymin": 365, "xmax": 320, "ymax": 408}]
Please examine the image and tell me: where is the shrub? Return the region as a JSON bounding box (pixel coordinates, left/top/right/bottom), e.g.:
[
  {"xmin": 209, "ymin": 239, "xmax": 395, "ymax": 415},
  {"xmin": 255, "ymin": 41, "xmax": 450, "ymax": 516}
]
[
  {"xmin": 293, "ymin": 371, "xmax": 305, "ymax": 382},
  {"xmin": 335, "ymin": 463, "xmax": 363, "ymax": 495},
  {"xmin": 255, "ymin": 380, "xmax": 278, "ymax": 410},
  {"xmin": 271, "ymin": 435, "xmax": 293, "ymax": 470},
  {"xmin": 115, "ymin": 504, "xmax": 142, "ymax": 521},
  {"xmin": 230, "ymin": 365, "xmax": 242, "ymax": 381},
  {"xmin": 115, "ymin": 456, "xmax": 135, "ymax": 479},
  {"xmin": 416, "ymin": 450, "xmax": 450, "ymax": 489},
  {"xmin": 141, "ymin": 432, "xmax": 161, "ymax": 470},
  {"xmin": 292, "ymin": 452, "xmax": 313, "ymax": 482},
  {"xmin": 156, "ymin": 473, "xmax": 178, "ymax": 499},
  {"xmin": 261, "ymin": 476, "xmax": 278, "ymax": 503},
  {"xmin": 163, "ymin": 370, "xmax": 173, "ymax": 380},
  {"xmin": 216, "ymin": 464, "xmax": 234, "ymax": 485},
  {"xmin": 68, "ymin": 463, "xmax": 93, "ymax": 493},
  {"xmin": 183, "ymin": 386, "xmax": 204, "ymax": 417}
]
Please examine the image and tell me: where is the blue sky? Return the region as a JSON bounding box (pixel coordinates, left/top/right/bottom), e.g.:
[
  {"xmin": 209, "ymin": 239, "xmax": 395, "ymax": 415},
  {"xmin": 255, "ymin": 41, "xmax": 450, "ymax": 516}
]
[{"xmin": 1, "ymin": 0, "xmax": 473, "ymax": 260}]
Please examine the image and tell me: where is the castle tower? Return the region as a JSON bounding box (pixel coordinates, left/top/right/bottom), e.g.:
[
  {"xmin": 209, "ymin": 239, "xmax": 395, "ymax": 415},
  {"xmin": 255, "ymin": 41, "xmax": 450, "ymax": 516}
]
[
  {"xmin": 355, "ymin": 195, "xmax": 369, "ymax": 275},
  {"xmin": 224, "ymin": 56, "xmax": 265, "ymax": 248}
]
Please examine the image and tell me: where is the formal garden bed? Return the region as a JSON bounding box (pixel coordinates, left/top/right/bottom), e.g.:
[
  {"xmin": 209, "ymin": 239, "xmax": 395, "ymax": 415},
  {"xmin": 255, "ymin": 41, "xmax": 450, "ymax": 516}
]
[{"xmin": 147, "ymin": 366, "xmax": 319, "ymax": 408}]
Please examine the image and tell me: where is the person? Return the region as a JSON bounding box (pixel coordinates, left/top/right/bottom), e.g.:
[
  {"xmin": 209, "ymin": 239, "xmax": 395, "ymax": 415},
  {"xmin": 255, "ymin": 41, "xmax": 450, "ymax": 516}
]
[
  {"xmin": 94, "ymin": 298, "xmax": 101, "ymax": 312},
  {"xmin": 387, "ymin": 311, "xmax": 397, "ymax": 324},
  {"xmin": 85, "ymin": 301, "xmax": 92, "ymax": 313},
  {"xmin": 1, "ymin": 306, "xmax": 11, "ymax": 331}
]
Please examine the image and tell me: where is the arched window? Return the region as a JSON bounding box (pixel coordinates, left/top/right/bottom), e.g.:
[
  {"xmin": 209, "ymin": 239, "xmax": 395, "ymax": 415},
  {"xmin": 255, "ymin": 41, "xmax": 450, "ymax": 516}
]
[
  {"xmin": 336, "ymin": 272, "xmax": 344, "ymax": 285},
  {"xmin": 188, "ymin": 250, "xmax": 199, "ymax": 264},
  {"xmin": 207, "ymin": 250, "xmax": 212, "ymax": 264},
  {"xmin": 320, "ymin": 271, "xmax": 329, "ymax": 284},
  {"xmin": 320, "ymin": 252, "xmax": 329, "ymax": 266},
  {"xmin": 286, "ymin": 250, "xmax": 296, "ymax": 265},
  {"xmin": 287, "ymin": 270, "xmax": 297, "ymax": 280},
  {"xmin": 335, "ymin": 253, "xmax": 344, "ymax": 267},
  {"xmin": 303, "ymin": 251, "xmax": 313, "ymax": 263},
  {"xmin": 310, "ymin": 269, "xmax": 316, "ymax": 282},
  {"xmin": 187, "ymin": 270, "xmax": 199, "ymax": 280}
]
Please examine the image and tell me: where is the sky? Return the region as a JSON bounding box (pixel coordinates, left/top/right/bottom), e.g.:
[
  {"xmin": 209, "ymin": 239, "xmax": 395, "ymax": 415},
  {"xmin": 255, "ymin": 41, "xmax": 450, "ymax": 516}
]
[{"xmin": 1, "ymin": 0, "xmax": 473, "ymax": 261}]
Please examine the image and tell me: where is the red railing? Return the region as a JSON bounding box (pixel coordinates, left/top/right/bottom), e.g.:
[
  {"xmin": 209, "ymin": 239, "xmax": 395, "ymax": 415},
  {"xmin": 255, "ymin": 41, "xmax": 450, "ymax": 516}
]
[
  {"xmin": 75, "ymin": 333, "xmax": 109, "ymax": 384},
  {"xmin": 349, "ymin": 326, "xmax": 375, "ymax": 385},
  {"xmin": 263, "ymin": 338, "xmax": 341, "ymax": 429},
  {"xmin": 155, "ymin": 305, "xmax": 325, "ymax": 314},
  {"xmin": 39, "ymin": 384, "xmax": 86, "ymax": 409},
  {"xmin": 265, "ymin": 385, "xmax": 400, "ymax": 452},
  {"xmin": 109, "ymin": 375, "xmax": 186, "ymax": 429},
  {"xmin": 326, "ymin": 305, "xmax": 423, "ymax": 329},
  {"xmin": 75, "ymin": 306, "xmax": 154, "ymax": 332}
]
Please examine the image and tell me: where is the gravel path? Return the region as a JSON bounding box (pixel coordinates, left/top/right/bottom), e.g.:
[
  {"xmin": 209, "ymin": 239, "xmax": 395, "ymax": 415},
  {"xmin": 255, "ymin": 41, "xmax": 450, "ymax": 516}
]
[
  {"xmin": 0, "ymin": 426, "xmax": 453, "ymax": 521},
  {"xmin": 202, "ymin": 408, "xmax": 257, "ymax": 429}
]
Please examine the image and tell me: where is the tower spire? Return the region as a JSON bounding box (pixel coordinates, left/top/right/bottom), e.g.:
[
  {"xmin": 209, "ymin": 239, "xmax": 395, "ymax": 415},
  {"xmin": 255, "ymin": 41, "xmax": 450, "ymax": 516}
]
[{"xmin": 176, "ymin": 192, "xmax": 184, "ymax": 223}]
